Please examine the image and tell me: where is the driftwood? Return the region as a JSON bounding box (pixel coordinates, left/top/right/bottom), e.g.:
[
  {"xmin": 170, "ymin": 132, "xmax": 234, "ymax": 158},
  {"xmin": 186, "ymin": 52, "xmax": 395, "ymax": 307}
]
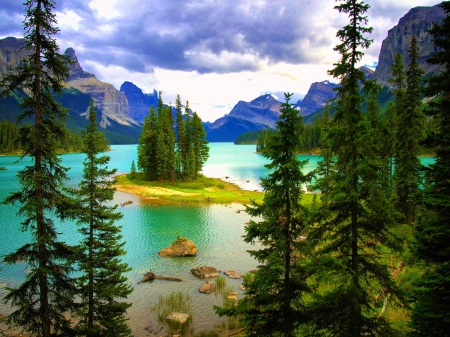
[
  {"xmin": 139, "ymin": 270, "xmax": 182, "ymax": 283},
  {"xmin": 378, "ymin": 261, "xmax": 404, "ymax": 318}
]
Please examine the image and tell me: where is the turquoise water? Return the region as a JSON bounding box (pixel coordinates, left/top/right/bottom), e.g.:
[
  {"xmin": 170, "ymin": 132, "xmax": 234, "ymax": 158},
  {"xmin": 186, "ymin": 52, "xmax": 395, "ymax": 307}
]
[{"xmin": 0, "ymin": 143, "xmax": 435, "ymax": 335}]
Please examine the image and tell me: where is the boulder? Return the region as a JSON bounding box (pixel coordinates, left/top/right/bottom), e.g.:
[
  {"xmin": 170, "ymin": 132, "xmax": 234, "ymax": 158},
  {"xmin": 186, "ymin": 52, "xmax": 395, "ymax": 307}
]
[
  {"xmin": 227, "ymin": 292, "xmax": 239, "ymax": 301},
  {"xmin": 224, "ymin": 270, "xmax": 242, "ymax": 279},
  {"xmin": 166, "ymin": 312, "xmax": 190, "ymax": 324},
  {"xmin": 158, "ymin": 237, "xmax": 197, "ymax": 257},
  {"xmin": 191, "ymin": 266, "xmax": 219, "ymax": 278},
  {"xmin": 199, "ymin": 282, "xmax": 215, "ymax": 294}
]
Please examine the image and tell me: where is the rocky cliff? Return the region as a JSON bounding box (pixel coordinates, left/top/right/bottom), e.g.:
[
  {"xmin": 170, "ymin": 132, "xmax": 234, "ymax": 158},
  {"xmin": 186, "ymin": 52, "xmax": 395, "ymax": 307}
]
[
  {"xmin": 206, "ymin": 94, "xmax": 281, "ymax": 142},
  {"xmin": 120, "ymin": 81, "xmax": 159, "ymax": 123},
  {"xmin": 372, "ymin": 4, "xmax": 446, "ymax": 86},
  {"xmin": 294, "ymin": 80, "xmax": 339, "ymax": 116},
  {"xmin": 0, "ymin": 37, "xmax": 30, "ymax": 76},
  {"xmin": 64, "ymin": 48, "xmax": 138, "ymax": 128}
]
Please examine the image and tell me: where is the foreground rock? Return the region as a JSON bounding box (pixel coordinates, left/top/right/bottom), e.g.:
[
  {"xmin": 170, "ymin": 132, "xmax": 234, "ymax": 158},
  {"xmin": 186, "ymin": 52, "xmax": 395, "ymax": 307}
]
[
  {"xmin": 191, "ymin": 266, "xmax": 219, "ymax": 278},
  {"xmin": 158, "ymin": 237, "xmax": 197, "ymax": 257},
  {"xmin": 224, "ymin": 270, "xmax": 242, "ymax": 279},
  {"xmin": 166, "ymin": 312, "xmax": 190, "ymax": 324},
  {"xmin": 139, "ymin": 270, "xmax": 182, "ymax": 283},
  {"xmin": 227, "ymin": 291, "xmax": 239, "ymax": 301},
  {"xmin": 199, "ymin": 282, "xmax": 215, "ymax": 294}
]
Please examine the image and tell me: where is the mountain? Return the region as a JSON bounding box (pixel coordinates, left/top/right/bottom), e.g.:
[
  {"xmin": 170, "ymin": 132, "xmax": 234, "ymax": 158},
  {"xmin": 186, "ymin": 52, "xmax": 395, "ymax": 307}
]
[
  {"xmin": 0, "ymin": 38, "xmax": 141, "ymax": 144},
  {"xmin": 294, "ymin": 80, "xmax": 339, "ymax": 116},
  {"xmin": 372, "ymin": 4, "xmax": 446, "ymax": 86},
  {"xmin": 206, "ymin": 94, "xmax": 281, "ymax": 142},
  {"xmin": 64, "ymin": 48, "xmax": 139, "ymax": 129},
  {"xmin": 120, "ymin": 81, "xmax": 159, "ymax": 123}
]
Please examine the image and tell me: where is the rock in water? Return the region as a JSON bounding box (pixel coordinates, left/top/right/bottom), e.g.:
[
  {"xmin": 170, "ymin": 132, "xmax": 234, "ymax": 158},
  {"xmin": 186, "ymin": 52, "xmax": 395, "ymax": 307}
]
[
  {"xmin": 166, "ymin": 312, "xmax": 190, "ymax": 324},
  {"xmin": 158, "ymin": 237, "xmax": 197, "ymax": 257},
  {"xmin": 199, "ymin": 282, "xmax": 215, "ymax": 294},
  {"xmin": 224, "ymin": 270, "xmax": 242, "ymax": 279},
  {"xmin": 191, "ymin": 266, "xmax": 219, "ymax": 278}
]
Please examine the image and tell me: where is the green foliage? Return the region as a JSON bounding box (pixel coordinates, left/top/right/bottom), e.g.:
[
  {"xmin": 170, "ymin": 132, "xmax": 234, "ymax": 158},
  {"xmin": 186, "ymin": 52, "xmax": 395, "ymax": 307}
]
[
  {"xmin": 73, "ymin": 99, "xmax": 132, "ymax": 336},
  {"xmin": 216, "ymin": 93, "xmax": 313, "ymax": 336},
  {"xmin": 234, "ymin": 129, "xmax": 264, "ymax": 144},
  {"xmin": 129, "ymin": 160, "xmax": 136, "ymax": 180},
  {"xmin": 137, "ymin": 94, "xmax": 209, "ymax": 183},
  {"xmin": 394, "ymin": 37, "xmax": 425, "ymax": 224},
  {"xmin": 0, "ymin": 1, "xmax": 77, "ymax": 335},
  {"xmin": 309, "ymin": 1, "xmax": 403, "ymax": 336},
  {"xmin": 409, "ymin": 2, "xmax": 450, "ymax": 334}
]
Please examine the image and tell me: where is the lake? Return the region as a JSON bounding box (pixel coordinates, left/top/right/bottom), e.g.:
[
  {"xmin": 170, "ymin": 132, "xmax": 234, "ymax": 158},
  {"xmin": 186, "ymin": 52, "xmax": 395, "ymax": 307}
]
[{"xmin": 0, "ymin": 143, "xmax": 434, "ymax": 335}]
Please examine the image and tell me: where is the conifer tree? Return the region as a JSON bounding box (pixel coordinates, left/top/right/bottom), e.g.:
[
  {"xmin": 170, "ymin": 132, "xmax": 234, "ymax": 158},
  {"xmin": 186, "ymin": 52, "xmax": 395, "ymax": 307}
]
[
  {"xmin": 309, "ymin": 1, "xmax": 402, "ymax": 335},
  {"xmin": 216, "ymin": 93, "xmax": 312, "ymax": 336},
  {"xmin": 191, "ymin": 111, "xmax": 209, "ymax": 179},
  {"xmin": 409, "ymin": 2, "xmax": 450, "ymax": 334},
  {"xmin": 74, "ymin": 100, "xmax": 132, "ymax": 336},
  {"xmin": 394, "ymin": 37, "xmax": 425, "ymax": 224},
  {"xmin": 0, "ymin": 1, "xmax": 77, "ymax": 335},
  {"xmin": 137, "ymin": 105, "xmax": 157, "ymax": 180},
  {"xmin": 175, "ymin": 94, "xmax": 186, "ymax": 177}
]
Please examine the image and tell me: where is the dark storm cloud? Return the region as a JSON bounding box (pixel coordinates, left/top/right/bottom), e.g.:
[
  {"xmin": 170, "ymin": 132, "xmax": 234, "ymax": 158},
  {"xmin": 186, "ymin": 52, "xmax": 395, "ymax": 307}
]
[
  {"xmin": 51, "ymin": 0, "xmax": 334, "ymax": 74},
  {"xmin": 2, "ymin": 0, "xmax": 439, "ymax": 75}
]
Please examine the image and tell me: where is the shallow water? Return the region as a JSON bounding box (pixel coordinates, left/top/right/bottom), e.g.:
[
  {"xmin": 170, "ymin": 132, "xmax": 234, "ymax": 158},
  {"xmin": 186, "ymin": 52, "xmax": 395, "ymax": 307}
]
[{"xmin": 0, "ymin": 143, "xmax": 435, "ymax": 335}]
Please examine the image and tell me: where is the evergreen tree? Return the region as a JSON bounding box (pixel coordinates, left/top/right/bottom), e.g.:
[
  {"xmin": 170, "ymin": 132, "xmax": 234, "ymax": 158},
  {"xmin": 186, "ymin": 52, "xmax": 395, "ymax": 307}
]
[
  {"xmin": 0, "ymin": 1, "xmax": 76, "ymax": 335},
  {"xmin": 312, "ymin": 101, "xmax": 334, "ymax": 200},
  {"xmin": 191, "ymin": 111, "xmax": 209, "ymax": 179},
  {"xmin": 216, "ymin": 93, "xmax": 312, "ymax": 336},
  {"xmin": 394, "ymin": 37, "xmax": 425, "ymax": 224},
  {"xmin": 129, "ymin": 160, "xmax": 136, "ymax": 180},
  {"xmin": 74, "ymin": 100, "xmax": 132, "ymax": 336},
  {"xmin": 137, "ymin": 105, "xmax": 157, "ymax": 180},
  {"xmin": 175, "ymin": 94, "xmax": 186, "ymax": 178},
  {"xmin": 309, "ymin": 1, "xmax": 402, "ymax": 335},
  {"xmin": 409, "ymin": 2, "xmax": 450, "ymax": 334}
]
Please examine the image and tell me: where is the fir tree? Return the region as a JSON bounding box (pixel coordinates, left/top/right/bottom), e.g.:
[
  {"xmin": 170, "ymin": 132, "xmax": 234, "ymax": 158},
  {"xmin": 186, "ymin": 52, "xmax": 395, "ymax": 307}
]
[
  {"xmin": 309, "ymin": 1, "xmax": 402, "ymax": 335},
  {"xmin": 175, "ymin": 94, "xmax": 186, "ymax": 178},
  {"xmin": 191, "ymin": 111, "xmax": 209, "ymax": 179},
  {"xmin": 216, "ymin": 93, "xmax": 313, "ymax": 336},
  {"xmin": 137, "ymin": 105, "xmax": 157, "ymax": 180},
  {"xmin": 409, "ymin": 2, "xmax": 450, "ymax": 334},
  {"xmin": 394, "ymin": 37, "xmax": 425, "ymax": 224},
  {"xmin": 74, "ymin": 99, "xmax": 132, "ymax": 336},
  {"xmin": 0, "ymin": 1, "xmax": 77, "ymax": 335}
]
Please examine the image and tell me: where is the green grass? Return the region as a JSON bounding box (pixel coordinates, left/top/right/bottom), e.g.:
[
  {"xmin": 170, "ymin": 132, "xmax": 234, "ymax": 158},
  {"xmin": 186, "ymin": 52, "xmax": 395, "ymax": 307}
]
[{"xmin": 117, "ymin": 172, "xmax": 317, "ymax": 206}]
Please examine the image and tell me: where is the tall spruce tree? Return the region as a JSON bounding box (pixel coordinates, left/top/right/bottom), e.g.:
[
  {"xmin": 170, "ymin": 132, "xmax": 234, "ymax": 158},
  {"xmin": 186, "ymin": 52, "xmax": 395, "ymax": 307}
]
[
  {"xmin": 191, "ymin": 111, "xmax": 209, "ymax": 180},
  {"xmin": 137, "ymin": 105, "xmax": 157, "ymax": 180},
  {"xmin": 0, "ymin": 1, "xmax": 77, "ymax": 335},
  {"xmin": 394, "ymin": 37, "xmax": 425, "ymax": 224},
  {"xmin": 216, "ymin": 93, "xmax": 312, "ymax": 336},
  {"xmin": 74, "ymin": 100, "xmax": 132, "ymax": 336},
  {"xmin": 175, "ymin": 94, "xmax": 186, "ymax": 178},
  {"xmin": 409, "ymin": 2, "xmax": 450, "ymax": 334},
  {"xmin": 309, "ymin": 1, "xmax": 402, "ymax": 335}
]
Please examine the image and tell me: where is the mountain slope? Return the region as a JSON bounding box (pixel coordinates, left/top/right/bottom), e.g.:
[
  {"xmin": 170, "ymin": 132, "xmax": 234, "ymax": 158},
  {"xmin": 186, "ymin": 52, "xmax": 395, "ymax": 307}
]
[
  {"xmin": 372, "ymin": 4, "xmax": 446, "ymax": 86},
  {"xmin": 206, "ymin": 94, "xmax": 281, "ymax": 142}
]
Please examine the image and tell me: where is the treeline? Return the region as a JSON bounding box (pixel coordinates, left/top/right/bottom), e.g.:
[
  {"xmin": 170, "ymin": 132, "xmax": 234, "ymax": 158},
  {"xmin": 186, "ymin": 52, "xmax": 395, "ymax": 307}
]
[
  {"xmin": 0, "ymin": 119, "xmax": 108, "ymax": 154},
  {"xmin": 216, "ymin": 1, "xmax": 450, "ymax": 336},
  {"xmin": 249, "ymin": 100, "xmax": 438, "ymax": 155},
  {"xmin": 137, "ymin": 92, "xmax": 209, "ymax": 183}
]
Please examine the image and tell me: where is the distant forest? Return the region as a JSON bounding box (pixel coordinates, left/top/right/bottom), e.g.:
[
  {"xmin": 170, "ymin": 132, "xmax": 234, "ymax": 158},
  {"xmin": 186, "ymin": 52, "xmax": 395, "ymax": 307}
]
[{"xmin": 235, "ymin": 98, "xmax": 439, "ymax": 156}]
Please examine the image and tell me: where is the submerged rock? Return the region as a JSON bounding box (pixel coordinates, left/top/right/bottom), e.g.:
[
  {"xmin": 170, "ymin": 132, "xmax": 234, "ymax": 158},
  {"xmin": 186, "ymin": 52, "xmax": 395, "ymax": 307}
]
[
  {"xmin": 224, "ymin": 270, "xmax": 242, "ymax": 279},
  {"xmin": 199, "ymin": 281, "xmax": 215, "ymax": 294},
  {"xmin": 158, "ymin": 237, "xmax": 197, "ymax": 257},
  {"xmin": 166, "ymin": 312, "xmax": 190, "ymax": 324},
  {"xmin": 191, "ymin": 266, "xmax": 219, "ymax": 278}
]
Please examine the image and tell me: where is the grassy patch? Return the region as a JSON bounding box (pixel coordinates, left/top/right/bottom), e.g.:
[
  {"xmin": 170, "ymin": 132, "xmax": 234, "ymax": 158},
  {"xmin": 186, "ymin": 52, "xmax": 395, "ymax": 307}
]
[{"xmin": 115, "ymin": 172, "xmax": 317, "ymax": 206}]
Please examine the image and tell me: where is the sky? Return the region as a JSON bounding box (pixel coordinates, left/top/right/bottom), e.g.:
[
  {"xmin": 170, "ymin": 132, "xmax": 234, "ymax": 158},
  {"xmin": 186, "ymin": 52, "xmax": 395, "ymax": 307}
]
[{"xmin": 0, "ymin": 0, "xmax": 442, "ymax": 122}]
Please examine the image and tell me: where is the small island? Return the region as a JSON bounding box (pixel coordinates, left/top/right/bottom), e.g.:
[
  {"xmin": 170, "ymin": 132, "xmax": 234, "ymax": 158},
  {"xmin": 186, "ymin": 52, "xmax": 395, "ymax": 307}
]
[
  {"xmin": 114, "ymin": 172, "xmax": 269, "ymax": 205},
  {"xmin": 158, "ymin": 235, "xmax": 197, "ymax": 257}
]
